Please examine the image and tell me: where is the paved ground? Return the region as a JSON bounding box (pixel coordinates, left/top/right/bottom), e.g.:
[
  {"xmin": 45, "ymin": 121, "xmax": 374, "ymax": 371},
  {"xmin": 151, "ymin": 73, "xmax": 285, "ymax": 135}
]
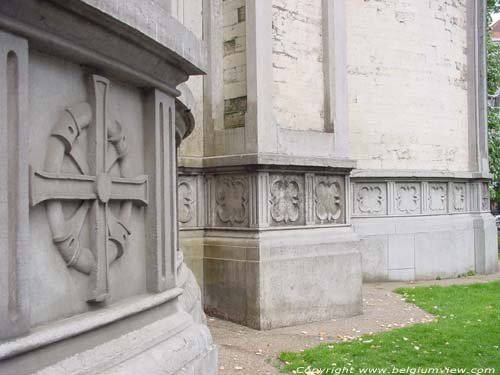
[{"xmin": 209, "ymin": 268, "xmax": 500, "ymax": 375}]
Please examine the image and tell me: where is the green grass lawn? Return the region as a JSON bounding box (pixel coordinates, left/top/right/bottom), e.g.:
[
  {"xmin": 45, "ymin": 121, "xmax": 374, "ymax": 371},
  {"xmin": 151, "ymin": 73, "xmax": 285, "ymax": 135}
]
[{"xmin": 279, "ymin": 281, "xmax": 500, "ymax": 374}]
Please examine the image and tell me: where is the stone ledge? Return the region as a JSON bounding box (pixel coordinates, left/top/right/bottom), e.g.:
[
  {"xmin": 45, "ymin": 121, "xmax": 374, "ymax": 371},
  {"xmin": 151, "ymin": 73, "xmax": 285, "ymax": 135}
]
[
  {"xmin": 0, "ymin": 288, "xmax": 182, "ymax": 361},
  {"xmin": 351, "ymin": 169, "xmax": 492, "ymax": 180},
  {"xmin": 36, "ymin": 312, "xmax": 217, "ymax": 375},
  {"xmin": 179, "ymin": 153, "xmax": 357, "ymax": 170}
]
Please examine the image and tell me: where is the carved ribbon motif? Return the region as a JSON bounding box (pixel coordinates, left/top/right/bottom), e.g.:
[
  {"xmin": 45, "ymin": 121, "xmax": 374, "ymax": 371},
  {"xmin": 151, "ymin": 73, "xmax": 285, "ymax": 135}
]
[{"xmin": 30, "ymin": 75, "xmax": 148, "ymax": 302}]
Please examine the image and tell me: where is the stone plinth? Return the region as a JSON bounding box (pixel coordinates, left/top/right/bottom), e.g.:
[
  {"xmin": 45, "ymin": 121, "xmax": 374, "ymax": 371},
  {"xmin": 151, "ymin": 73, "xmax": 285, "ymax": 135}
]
[
  {"xmin": 0, "ymin": 1, "xmax": 217, "ymax": 374},
  {"xmin": 179, "ymin": 156, "xmax": 363, "ymax": 329}
]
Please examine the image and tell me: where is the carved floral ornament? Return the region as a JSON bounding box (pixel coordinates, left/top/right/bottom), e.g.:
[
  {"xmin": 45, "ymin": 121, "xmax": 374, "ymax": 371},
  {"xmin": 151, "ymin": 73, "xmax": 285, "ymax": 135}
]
[
  {"xmin": 270, "ymin": 179, "xmax": 300, "ymax": 223},
  {"xmin": 178, "ymin": 181, "xmax": 195, "ymax": 224},
  {"xmin": 396, "ymin": 184, "xmax": 419, "ymax": 214},
  {"xmin": 428, "ymin": 184, "xmax": 446, "ymax": 212},
  {"xmin": 30, "ymin": 75, "xmax": 148, "ymax": 303},
  {"xmin": 315, "ymin": 179, "xmax": 342, "ymax": 223},
  {"xmin": 356, "ymin": 185, "xmax": 384, "ymax": 214},
  {"xmin": 215, "ymin": 176, "xmax": 247, "ymax": 225},
  {"xmin": 453, "ymin": 184, "xmax": 466, "ymax": 211}
]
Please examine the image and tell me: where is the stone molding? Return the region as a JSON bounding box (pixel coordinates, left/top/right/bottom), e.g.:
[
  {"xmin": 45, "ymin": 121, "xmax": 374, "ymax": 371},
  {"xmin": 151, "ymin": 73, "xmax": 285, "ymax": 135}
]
[
  {"xmin": 0, "ymin": 0, "xmax": 206, "ymax": 98},
  {"xmin": 179, "ymin": 167, "xmax": 349, "ymax": 230},
  {"xmin": 179, "ymin": 170, "xmax": 491, "ymax": 229},
  {"xmin": 352, "ymin": 178, "xmax": 490, "ymax": 218}
]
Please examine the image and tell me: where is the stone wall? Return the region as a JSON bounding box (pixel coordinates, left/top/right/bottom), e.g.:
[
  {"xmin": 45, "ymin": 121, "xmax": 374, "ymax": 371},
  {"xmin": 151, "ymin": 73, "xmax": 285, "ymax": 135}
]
[
  {"xmin": 223, "ymin": 0, "xmax": 247, "ymax": 129},
  {"xmin": 346, "ymin": 0, "xmax": 469, "ymax": 171},
  {"xmin": 272, "ymin": 0, "xmax": 325, "ymax": 132}
]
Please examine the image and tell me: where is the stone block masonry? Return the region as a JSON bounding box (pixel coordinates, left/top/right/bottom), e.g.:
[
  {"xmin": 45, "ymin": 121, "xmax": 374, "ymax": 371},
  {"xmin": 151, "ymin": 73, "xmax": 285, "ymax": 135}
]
[
  {"xmin": 272, "ymin": 0, "xmax": 325, "ymax": 132},
  {"xmin": 346, "ymin": 0, "xmax": 470, "ymax": 171},
  {"xmin": 223, "ymin": 0, "xmax": 247, "ymax": 129}
]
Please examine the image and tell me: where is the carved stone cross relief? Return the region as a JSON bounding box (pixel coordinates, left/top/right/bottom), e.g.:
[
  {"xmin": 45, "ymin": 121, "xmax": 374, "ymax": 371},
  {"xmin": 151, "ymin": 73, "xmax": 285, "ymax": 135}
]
[{"xmin": 30, "ymin": 75, "xmax": 148, "ymax": 303}]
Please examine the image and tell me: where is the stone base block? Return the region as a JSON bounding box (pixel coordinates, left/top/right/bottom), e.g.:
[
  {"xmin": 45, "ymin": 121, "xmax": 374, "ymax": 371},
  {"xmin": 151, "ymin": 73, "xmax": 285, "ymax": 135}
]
[
  {"xmin": 354, "ymin": 213, "xmax": 499, "ymax": 282},
  {"xmin": 203, "ymin": 227, "xmax": 362, "ymax": 330},
  {"xmin": 0, "ymin": 264, "xmax": 218, "ymax": 375}
]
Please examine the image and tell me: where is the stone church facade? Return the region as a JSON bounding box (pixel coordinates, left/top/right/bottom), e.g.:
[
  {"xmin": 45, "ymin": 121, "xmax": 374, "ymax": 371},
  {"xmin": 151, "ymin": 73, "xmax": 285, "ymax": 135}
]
[
  {"xmin": 0, "ymin": 0, "xmax": 497, "ymax": 374},
  {"xmin": 177, "ymin": 0, "xmax": 498, "ymax": 330}
]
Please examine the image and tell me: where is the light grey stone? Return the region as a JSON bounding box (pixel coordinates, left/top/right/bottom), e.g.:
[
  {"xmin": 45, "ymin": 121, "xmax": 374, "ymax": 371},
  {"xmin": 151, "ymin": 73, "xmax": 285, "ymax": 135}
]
[
  {"xmin": 355, "ymin": 213, "xmax": 498, "ymax": 281},
  {"xmin": 473, "ymin": 213, "xmax": 499, "ymax": 274},
  {"xmin": 359, "ymin": 236, "xmax": 389, "ymax": 282},
  {"xmin": 414, "ymin": 230, "xmax": 475, "ymax": 279},
  {"xmin": 0, "ymin": 30, "xmax": 30, "ymax": 340},
  {"xmin": 0, "ymin": 1, "xmax": 216, "ymax": 374},
  {"xmin": 204, "ymin": 227, "xmax": 362, "ymax": 329},
  {"xmin": 388, "ymin": 234, "xmax": 415, "ymax": 271}
]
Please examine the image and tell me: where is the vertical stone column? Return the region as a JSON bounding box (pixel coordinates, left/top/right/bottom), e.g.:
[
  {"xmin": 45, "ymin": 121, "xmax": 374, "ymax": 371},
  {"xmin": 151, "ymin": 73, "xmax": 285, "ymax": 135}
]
[
  {"xmin": 323, "ymin": 0, "xmax": 349, "ymax": 158},
  {"xmin": 145, "ymin": 89, "xmax": 178, "ymax": 292},
  {"xmin": 467, "ymin": 0, "xmax": 489, "ymax": 173},
  {"xmin": 245, "ymin": 0, "xmax": 276, "ymax": 153},
  {"xmin": 0, "ymin": 30, "xmax": 30, "ymax": 340},
  {"xmin": 202, "ymin": 0, "xmax": 224, "ymax": 156}
]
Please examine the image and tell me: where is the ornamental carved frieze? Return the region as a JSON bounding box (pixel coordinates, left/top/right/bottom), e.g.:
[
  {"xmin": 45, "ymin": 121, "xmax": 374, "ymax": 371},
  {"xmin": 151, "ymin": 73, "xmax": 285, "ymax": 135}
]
[
  {"xmin": 215, "ymin": 175, "xmax": 248, "ymax": 226},
  {"xmin": 269, "ymin": 175, "xmax": 304, "ymax": 226},
  {"xmin": 395, "ymin": 183, "xmax": 420, "ymax": 214},
  {"xmin": 355, "ymin": 184, "xmax": 386, "ymax": 215},
  {"xmin": 314, "ymin": 176, "xmax": 343, "ymax": 224},
  {"xmin": 178, "ymin": 179, "xmax": 195, "ymax": 226},
  {"xmin": 428, "ymin": 183, "xmax": 447, "ymax": 212},
  {"xmin": 452, "ymin": 183, "xmax": 466, "ymax": 212}
]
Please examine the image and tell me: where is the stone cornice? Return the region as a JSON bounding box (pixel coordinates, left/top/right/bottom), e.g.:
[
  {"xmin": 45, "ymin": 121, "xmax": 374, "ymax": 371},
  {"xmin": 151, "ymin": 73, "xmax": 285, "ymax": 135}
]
[
  {"xmin": 351, "ymin": 169, "xmax": 492, "ymax": 180},
  {"xmin": 178, "ymin": 154, "xmax": 357, "ymax": 170},
  {"xmin": 0, "ymin": 0, "xmax": 206, "ymax": 96}
]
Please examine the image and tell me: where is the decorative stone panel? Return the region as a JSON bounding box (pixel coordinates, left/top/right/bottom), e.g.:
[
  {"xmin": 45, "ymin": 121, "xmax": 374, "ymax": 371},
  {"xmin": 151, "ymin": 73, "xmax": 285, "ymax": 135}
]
[
  {"xmin": 214, "ymin": 174, "xmax": 249, "ymax": 227},
  {"xmin": 269, "ymin": 174, "xmax": 305, "ymax": 226},
  {"xmin": 353, "ymin": 182, "xmax": 387, "ymax": 216},
  {"xmin": 351, "ymin": 178, "xmax": 490, "ymax": 218},
  {"xmin": 426, "ymin": 183, "xmax": 448, "ymax": 214},
  {"xmin": 314, "ymin": 175, "xmax": 345, "ymax": 224},
  {"xmin": 180, "ymin": 168, "xmax": 349, "ymax": 229},
  {"xmin": 451, "ymin": 182, "xmax": 466, "ymax": 213},
  {"xmin": 178, "ymin": 176, "xmax": 197, "ymax": 227},
  {"xmin": 394, "ymin": 183, "xmax": 421, "ymax": 215}
]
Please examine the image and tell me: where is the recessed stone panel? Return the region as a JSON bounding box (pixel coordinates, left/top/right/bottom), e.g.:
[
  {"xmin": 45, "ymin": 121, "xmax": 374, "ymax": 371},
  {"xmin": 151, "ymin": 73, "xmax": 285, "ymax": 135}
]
[
  {"xmin": 178, "ymin": 176, "xmax": 198, "ymax": 228},
  {"xmin": 394, "ymin": 182, "xmax": 421, "ymax": 215},
  {"xmin": 214, "ymin": 174, "xmax": 249, "ymax": 227},
  {"xmin": 268, "ymin": 174, "xmax": 305, "ymax": 227},
  {"xmin": 314, "ymin": 175, "xmax": 345, "ymax": 224},
  {"xmin": 352, "ymin": 182, "xmax": 387, "ymax": 216},
  {"xmin": 427, "ymin": 183, "xmax": 448, "ymax": 214}
]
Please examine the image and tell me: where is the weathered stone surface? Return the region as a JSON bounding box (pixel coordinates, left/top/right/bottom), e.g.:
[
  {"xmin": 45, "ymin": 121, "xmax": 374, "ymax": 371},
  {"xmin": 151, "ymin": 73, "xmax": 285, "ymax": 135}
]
[
  {"xmin": 346, "ymin": 0, "xmax": 470, "ymax": 171},
  {"xmin": 0, "ymin": 1, "xmax": 216, "ymax": 374},
  {"xmin": 204, "ymin": 227, "xmax": 362, "ymax": 330}
]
